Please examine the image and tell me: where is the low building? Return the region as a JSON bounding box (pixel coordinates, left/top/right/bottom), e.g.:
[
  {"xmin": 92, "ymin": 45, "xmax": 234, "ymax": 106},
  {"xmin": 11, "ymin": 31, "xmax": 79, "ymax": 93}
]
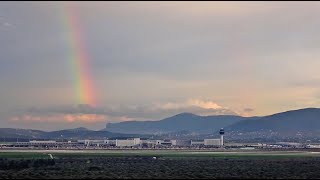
[
  {"xmin": 116, "ymin": 140, "xmax": 135, "ymax": 147},
  {"xmin": 171, "ymin": 140, "xmax": 191, "ymax": 146},
  {"xmin": 106, "ymin": 140, "xmax": 117, "ymax": 146},
  {"xmin": 274, "ymin": 142, "xmax": 303, "ymax": 148},
  {"xmin": 13, "ymin": 140, "xmax": 79, "ymax": 147},
  {"xmin": 161, "ymin": 140, "xmax": 172, "ymax": 146},
  {"xmin": 81, "ymin": 140, "xmax": 106, "ymax": 146},
  {"xmin": 191, "ymin": 140, "xmax": 204, "ymax": 146},
  {"xmin": 29, "ymin": 140, "xmax": 57, "ymax": 145},
  {"xmin": 307, "ymin": 144, "xmax": 320, "ymax": 148},
  {"xmin": 204, "ymin": 139, "xmax": 221, "ymax": 146},
  {"xmin": 156, "ymin": 140, "xmax": 163, "ymax": 145},
  {"xmin": 133, "ymin": 138, "xmax": 141, "ymax": 145},
  {"xmin": 116, "ymin": 138, "xmax": 141, "ymax": 147}
]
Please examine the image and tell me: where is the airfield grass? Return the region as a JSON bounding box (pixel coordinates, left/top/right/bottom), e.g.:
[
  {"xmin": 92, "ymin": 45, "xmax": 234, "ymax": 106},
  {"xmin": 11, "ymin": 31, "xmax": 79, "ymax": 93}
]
[
  {"xmin": 0, "ymin": 151, "xmax": 318, "ymax": 159},
  {"xmin": 0, "ymin": 152, "xmax": 48, "ymax": 159},
  {"xmin": 2, "ymin": 151, "xmax": 320, "ymax": 179}
]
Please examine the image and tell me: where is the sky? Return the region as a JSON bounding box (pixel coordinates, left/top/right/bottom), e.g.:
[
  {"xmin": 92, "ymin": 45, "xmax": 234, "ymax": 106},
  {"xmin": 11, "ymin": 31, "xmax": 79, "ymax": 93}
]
[{"xmin": 1, "ymin": 1, "xmax": 320, "ymax": 131}]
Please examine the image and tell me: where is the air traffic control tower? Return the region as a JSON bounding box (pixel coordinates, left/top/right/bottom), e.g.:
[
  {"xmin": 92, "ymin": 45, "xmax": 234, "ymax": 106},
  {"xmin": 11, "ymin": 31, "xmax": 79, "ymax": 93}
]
[{"xmin": 219, "ymin": 128, "xmax": 225, "ymax": 147}]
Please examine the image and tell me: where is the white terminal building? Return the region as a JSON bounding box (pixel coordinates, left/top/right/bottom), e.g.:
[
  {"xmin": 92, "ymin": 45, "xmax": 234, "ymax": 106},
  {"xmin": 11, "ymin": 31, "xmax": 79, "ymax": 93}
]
[
  {"xmin": 116, "ymin": 138, "xmax": 141, "ymax": 147},
  {"xmin": 204, "ymin": 139, "xmax": 221, "ymax": 146}
]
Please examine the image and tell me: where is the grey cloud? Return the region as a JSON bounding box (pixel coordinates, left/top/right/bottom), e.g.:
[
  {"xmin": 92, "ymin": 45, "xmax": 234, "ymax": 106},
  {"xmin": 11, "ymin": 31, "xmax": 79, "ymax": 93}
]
[
  {"xmin": 289, "ymin": 79, "xmax": 320, "ymax": 88},
  {"xmin": 243, "ymin": 108, "xmax": 254, "ymax": 112},
  {"xmin": 79, "ymin": 1, "xmax": 320, "ymax": 82},
  {"xmin": 17, "ymin": 101, "xmax": 238, "ymax": 123},
  {"xmin": 2, "ymin": 2, "xmax": 320, "ymax": 130},
  {"xmin": 103, "ymin": 103, "xmax": 238, "ymax": 120},
  {"xmin": 22, "ymin": 104, "xmax": 108, "ymax": 115}
]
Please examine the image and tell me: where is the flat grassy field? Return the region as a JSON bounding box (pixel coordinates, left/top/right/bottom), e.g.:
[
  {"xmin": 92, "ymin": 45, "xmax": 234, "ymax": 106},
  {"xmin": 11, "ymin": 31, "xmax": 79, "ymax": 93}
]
[
  {"xmin": 1, "ymin": 152, "xmax": 320, "ymax": 179},
  {"xmin": 1, "ymin": 149, "xmax": 320, "ymax": 159}
]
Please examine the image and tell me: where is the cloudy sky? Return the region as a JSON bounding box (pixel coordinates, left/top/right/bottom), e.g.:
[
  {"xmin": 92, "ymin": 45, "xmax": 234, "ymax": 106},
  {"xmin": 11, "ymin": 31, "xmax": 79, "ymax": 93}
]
[{"xmin": 1, "ymin": 1, "xmax": 320, "ymax": 130}]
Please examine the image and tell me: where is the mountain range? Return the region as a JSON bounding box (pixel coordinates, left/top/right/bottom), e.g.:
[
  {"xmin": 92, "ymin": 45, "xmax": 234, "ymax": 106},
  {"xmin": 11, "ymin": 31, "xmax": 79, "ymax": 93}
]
[
  {"xmin": 226, "ymin": 108, "xmax": 320, "ymax": 132},
  {"xmin": 1, "ymin": 108, "xmax": 320, "ymax": 141},
  {"xmin": 225, "ymin": 108, "xmax": 320, "ymax": 140},
  {"xmin": 0, "ymin": 127, "xmax": 145, "ymax": 141},
  {"xmin": 104, "ymin": 112, "xmax": 248, "ymax": 134},
  {"xmin": 105, "ymin": 108, "xmax": 320, "ymax": 138}
]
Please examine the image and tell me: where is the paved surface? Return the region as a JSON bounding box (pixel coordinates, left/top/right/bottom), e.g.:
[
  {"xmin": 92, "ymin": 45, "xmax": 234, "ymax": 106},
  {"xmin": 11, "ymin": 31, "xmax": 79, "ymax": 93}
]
[{"xmin": 1, "ymin": 149, "xmax": 320, "ymax": 157}]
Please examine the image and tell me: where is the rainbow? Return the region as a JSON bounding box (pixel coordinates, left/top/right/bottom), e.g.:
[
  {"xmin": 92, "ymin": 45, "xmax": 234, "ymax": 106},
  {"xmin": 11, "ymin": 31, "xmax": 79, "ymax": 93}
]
[{"xmin": 63, "ymin": 4, "xmax": 97, "ymax": 106}]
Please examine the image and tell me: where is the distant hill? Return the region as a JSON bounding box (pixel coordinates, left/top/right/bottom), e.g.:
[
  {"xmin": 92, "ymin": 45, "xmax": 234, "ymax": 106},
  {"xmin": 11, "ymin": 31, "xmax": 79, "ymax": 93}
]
[
  {"xmin": 226, "ymin": 108, "xmax": 320, "ymax": 132},
  {"xmin": 3, "ymin": 108, "xmax": 320, "ymax": 141},
  {"xmin": 104, "ymin": 113, "xmax": 246, "ymax": 134},
  {"xmin": 105, "ymin": 108, "xmax": 320, "ymax": 138},
  {"xmin": 225, "ymin": 108, "xmax": 320, "ymax": 139},
  {"xmin": 0, "ymin": 128, "xmax": 46, "ymax": 140},
  {"xmin": 44, "ymin": 128, "xmax": 143, "ymax": 139},
  {"xmin": 0, "ymin": 127, "xmax": 145, "ymax": 141}
]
